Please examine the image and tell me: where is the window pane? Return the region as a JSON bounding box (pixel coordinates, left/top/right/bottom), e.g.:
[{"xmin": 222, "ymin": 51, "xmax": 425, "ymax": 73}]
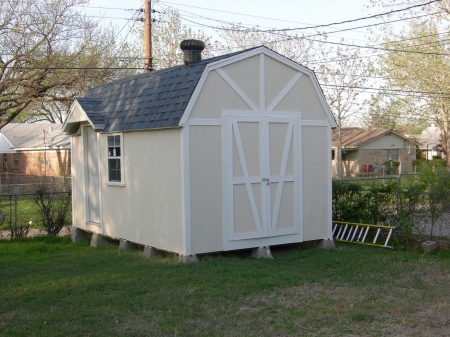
[
  {"xmin": 391, "ymin": 149, "xmax": 398, "ymax": 161},
  {"xmin": 382, "ymin": 150, "xmax": 388, "ymax": 162},
  {"xmin": 108, "ymin": 159, "xmax": 121, "ymax": 182},
  {"xmin": 107, "ymin": 136, "xmax": 121, "ymax": 157}
]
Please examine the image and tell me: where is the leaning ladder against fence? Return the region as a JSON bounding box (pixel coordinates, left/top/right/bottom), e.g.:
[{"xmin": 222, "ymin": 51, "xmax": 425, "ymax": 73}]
[{"xmin": 332, "ymin": 221, "xmax": 395, "ymax": 249}]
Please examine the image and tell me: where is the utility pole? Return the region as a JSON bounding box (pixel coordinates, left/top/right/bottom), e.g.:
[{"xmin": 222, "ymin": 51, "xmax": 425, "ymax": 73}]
[{"xmin": 144, "ymin": 0, "xmax": 152, "ymax": 71}]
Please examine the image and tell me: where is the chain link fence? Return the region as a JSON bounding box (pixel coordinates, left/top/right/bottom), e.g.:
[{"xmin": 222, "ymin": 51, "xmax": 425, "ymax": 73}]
[
  {"xmin": 333, "ymin": 173, "xmax": 450, "ymax": 242},
  {"xmin": 0, "ymin": 176, "xmax": 72, "ymax": 238}
]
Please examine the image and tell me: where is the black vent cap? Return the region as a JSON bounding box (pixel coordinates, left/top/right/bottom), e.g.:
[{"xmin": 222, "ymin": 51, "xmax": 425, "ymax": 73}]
[{"xmin": 180, "ymin": 40, "xmax": 205, "ymax": 51}]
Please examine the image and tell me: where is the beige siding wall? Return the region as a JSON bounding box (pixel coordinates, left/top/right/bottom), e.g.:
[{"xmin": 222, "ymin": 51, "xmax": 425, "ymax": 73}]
[
  {"xmin": 189, "ymin": 70, "xmax": 251, "ymax": 119},
  {"xmin": 221, "ymin": 55, "xmax": 260, "ymax": 108},
  {"xmin": 302, "ymin": 126, "xmax": 329, "ymax": 241},
  {"xmin": 99, "ymin": 128, "xmax": 184, "ymax": 254},
  {"xmin": 264, "ymin": 56, "xmax": 299, "ymax": 107},
  {"xmin": 71, "ymin": 134, "xmax": 85, "ymax": 229},
  {"xmin": 187, "ymin": 53, "xmax": 332, "ymax": 252},
  {"xmin": 358, "ymin": 134, "xmax": 407, "ymax": 150},
  {"xmin": 275, "ymin": 76, "xmax": 329, "ymax": 121},
  {"xmin": 189, "ymin": 125, "xmax": 224, "ymax": 254}
]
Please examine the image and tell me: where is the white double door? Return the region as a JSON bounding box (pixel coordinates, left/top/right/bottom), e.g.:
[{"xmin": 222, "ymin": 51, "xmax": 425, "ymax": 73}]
[{"xmin": 226, "ymin": 114, "xmax": 301, "ymax": 241}]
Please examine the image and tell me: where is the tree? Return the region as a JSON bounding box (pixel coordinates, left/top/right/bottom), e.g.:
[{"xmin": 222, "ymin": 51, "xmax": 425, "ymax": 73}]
[
  {"xmin": 0, "ymin": 0, "xmax": 139, "ymax": 126},
  {"xmin": 316, "ymin": 44, "xmax": 369, "ymax": 178},
  {"xmin": 132, "ymin": 5, "xmax": 216, "ymax": 70},
  {"xmin": 217, "ymin": 26, "xmax": 317, "ymax": 65},
  {"xmin": 367, "ymin": 0, "xmax": 450, "ymax": 164}
]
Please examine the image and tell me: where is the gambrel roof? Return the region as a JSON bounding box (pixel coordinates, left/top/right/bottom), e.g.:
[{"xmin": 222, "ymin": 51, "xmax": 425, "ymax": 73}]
[
  {"xmin": 332, "ymin": 128, "xmax": 420, "ymax": 148},
  {"xmin": 65, "ymin": 49, "xmax": 257, "ymax": 133},
  {"xmin": 64, "ymin": 46, "xmax": 336, "ymax": 133}
]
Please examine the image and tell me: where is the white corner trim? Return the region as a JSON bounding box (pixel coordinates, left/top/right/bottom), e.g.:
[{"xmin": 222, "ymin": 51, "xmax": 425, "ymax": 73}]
[
  {"xmin": 267, "ymin": 72, "xmax": 303, "ymax": 112},
  {"xmin": 302, "ymin": 120, "xmax": 330, "ymax": 127},
  {"xmin": 260, "ymin": 54, "xmax": 265, "ymax": 111},
  {"xmin": 327, "ymin": 125, "xmax": 333, "ymax": 238},
  {"xmin": 182, "ymin": 124, "xmax": 192, "ymax": 255},
  {"xmin": 216, "ymin": 68, "xmax": 259, "ymax": 112},
  {"xmin": 96, "ymin": 132, "xmax": 104, "ymax": 233}
]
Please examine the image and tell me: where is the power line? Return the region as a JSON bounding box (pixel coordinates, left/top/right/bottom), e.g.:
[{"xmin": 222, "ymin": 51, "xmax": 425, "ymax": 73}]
[
  {"xmin": 177, "ymin": 16, "xmax": 450, "ymax": 57},
  {"xmin": 161, "ymin": 0, "xmax": 439, "ymax": 32}
]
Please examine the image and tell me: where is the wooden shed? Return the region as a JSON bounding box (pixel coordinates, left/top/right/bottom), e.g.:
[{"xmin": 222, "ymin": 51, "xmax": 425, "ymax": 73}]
[{"xmin": 63, "ymin": 41, "xmax": 337, "ymax": 259}]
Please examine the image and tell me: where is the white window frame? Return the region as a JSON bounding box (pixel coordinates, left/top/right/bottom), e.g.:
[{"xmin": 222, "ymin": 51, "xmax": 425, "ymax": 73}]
[
  {"xmin": 3, "ymin": 154, "xmax": 7, "ymax": 173},
  {"xmin": 14, "ymin": 153, "xmax": 18, "ymax": 168},
  {"xmin": 106, "ymin": 133, "xmax": 125, "ymax": 186}
]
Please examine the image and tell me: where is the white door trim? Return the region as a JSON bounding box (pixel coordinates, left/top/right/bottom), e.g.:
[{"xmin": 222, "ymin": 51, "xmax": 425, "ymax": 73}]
[
  {"xmin": 226, "ymin": 115, "xmax": 265, "ymax": 240},
  {"xmin": 223, "ymin": 112, "xmax": 303, "ymax": 245}
]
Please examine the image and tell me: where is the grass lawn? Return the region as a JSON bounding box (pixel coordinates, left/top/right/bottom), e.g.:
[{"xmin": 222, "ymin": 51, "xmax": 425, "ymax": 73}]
[{"xmin": 1, "ymin": 236, "xmax": 449, "ymax": 337}]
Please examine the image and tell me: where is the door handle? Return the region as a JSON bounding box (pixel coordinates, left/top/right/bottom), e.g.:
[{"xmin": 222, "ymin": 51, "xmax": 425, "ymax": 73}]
[{"xmin": 262, "ymin": 178, "xmax": 270, "ymax": 185}]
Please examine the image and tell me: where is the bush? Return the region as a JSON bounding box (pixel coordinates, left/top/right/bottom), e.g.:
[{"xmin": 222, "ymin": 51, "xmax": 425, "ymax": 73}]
[
  {"xmin": 333, "ymin": 166, "xmax": 450, "ymax": 242},
  {"xmin": 33, "ymin": 184, "xmax": 71, "ymax": 236}
]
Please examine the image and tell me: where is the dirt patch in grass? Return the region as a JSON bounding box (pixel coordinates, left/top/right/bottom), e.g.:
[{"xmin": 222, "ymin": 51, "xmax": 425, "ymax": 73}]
[
  {"xmin": 234, "ymin": 266, "xmax": 450, "ymax": 337},
  {"xmin": 0, "ymin": 227, "xmax": 70, "ymax": 239}
]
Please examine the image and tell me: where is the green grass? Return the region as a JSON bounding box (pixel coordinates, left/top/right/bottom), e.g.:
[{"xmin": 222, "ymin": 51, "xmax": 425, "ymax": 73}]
[
  {"xmin": 1, "ymin": 237, "xmax": 450, "ymax": 337},
  {"xmin": 0, "ymin": 195, "xmax": 71, "ymax": 232}
]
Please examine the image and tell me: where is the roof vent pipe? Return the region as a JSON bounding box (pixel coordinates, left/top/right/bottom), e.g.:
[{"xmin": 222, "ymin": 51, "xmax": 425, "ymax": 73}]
[{"xmin": 180, "ymin": 39, "xmax": 205, "ymax": 66}]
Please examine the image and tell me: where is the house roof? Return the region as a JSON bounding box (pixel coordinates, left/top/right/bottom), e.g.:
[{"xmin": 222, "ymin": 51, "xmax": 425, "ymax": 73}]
[
  {"xmin": 73, "ymin": 48, "xmax": 258, "ymax": 133},
  {"xmin": 332, "ymin": 128, "xmax": 420, "ymax": 148},
  {"xmin": 0, "ymin": 123, "xmax": 70, "ymax": 150}
]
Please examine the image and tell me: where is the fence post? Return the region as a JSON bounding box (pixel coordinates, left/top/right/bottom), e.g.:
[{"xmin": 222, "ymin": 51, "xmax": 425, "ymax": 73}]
[
  {"xmin": 13, "ymin": 193, "xmax": 17, "ymax": 239},
  {"xmin": 396, "ymin": 174, "xmax": 401, "ymax": 217}
]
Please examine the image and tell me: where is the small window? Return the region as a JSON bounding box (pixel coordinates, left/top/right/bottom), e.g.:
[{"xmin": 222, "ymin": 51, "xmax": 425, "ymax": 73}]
[
  {"xmin": 331, "ymin": 149, "xmax": 335, "ymax": 160},
  {"xmin": 3, "ymin": 154, "xmax": 7, "ymax": 173},
  {"xmin": 14, "ymin": 153, "xmax": 18, "ymax": 168},
  {"xmin": 391, "ymin": 149, "xmax": 398, "ymax": 161},
  {"xmin": 107, "ymin": 135, "xmax": 122, "ymax": 183},
  {"xmin": 382, "ymin": 150, "xmax": 389, "ymax": 162}
]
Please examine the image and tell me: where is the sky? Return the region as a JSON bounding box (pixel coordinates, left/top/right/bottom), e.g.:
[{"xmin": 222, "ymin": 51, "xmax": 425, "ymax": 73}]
[
  {"xmin": 80, "ymin": 0, "xmax": 379, "ymax": 50},
  {"xmin": 75, "ymin": 0, "xmax": 428, "ymax": 126}
]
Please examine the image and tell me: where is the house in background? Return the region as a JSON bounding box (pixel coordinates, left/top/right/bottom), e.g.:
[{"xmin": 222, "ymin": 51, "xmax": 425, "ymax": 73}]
[
  {"xmin": 332, "ymin": 128, "xmax": 419, "ymax": 177},
  {"xmin": 64, "ymin": 41, "xmax": 337, "ymax": 259},
  {"xmin": 0, "ymin": 123, "xmax": 71, "ymax": 177},
  {"xmin": 417, "ymin": 126, "xmax": 444, "ymax": 160}
]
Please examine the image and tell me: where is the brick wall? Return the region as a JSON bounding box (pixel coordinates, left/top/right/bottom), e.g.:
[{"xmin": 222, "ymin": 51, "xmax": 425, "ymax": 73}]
[
  {"xmin": 333, "ymin": 148, "xmax": 416, "ymax": 177},
  {"xmin": 0, "ymin": 150, "xmax": 71, "ymax": 176}
]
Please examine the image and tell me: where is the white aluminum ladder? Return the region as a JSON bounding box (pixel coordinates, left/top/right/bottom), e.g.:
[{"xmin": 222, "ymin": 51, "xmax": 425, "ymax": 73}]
[{"xmin": 332, "ymin": 221, "xmax": 395, "ymax": 249}]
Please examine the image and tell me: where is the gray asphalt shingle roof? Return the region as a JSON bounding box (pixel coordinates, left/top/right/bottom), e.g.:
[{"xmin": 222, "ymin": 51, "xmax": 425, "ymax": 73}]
[
  {"xmin": 1, "ymin": 123, "xmax": 70, "ymax": 149},
  {"xmin": 77, "ymin": 49, "xmax": 257, "ymax": 133},
  {"xmin": 332, "ymin": 128, "xmax": 420, "ymax": 148}
]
